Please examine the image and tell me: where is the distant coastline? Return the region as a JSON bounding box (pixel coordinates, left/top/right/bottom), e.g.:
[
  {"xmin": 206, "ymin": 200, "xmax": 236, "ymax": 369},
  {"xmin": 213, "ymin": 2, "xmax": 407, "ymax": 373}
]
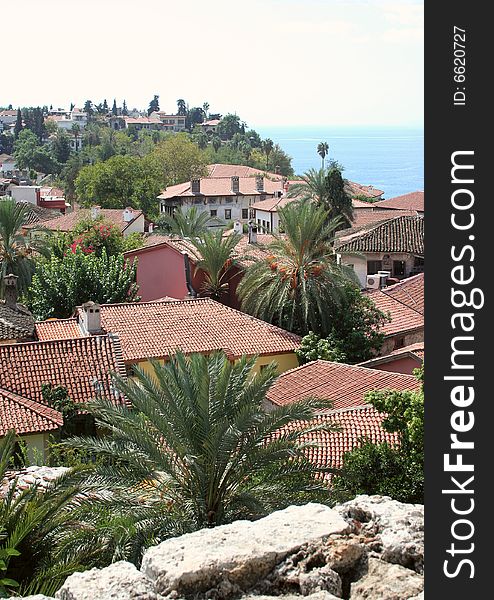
[{"xmin": 256, "ymin": 125, "xmax": 424, "ymax": 199}]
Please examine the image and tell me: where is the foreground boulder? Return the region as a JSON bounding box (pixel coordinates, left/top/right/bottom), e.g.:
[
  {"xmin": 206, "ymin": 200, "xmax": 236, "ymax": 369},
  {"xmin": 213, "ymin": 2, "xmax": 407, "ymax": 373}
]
[
  {"xmin": 141, "ymin": 503, "xmax": 350, "ymax": 598},
  {"xmin": 15, "ymin": 496, "xmax": 424, "ymax": 600}
]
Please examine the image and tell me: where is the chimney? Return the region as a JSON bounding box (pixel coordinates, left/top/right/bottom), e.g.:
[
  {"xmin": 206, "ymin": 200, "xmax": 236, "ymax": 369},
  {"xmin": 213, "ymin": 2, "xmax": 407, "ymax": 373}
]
[
  {"xmin": 231, "ymin": 176, "xmax": 240, "ymax": 194},
  {"xmin": 91, "ymin": 205, "xmax": 101, "ymax": 219},
  {"xmin": 3, "ymin": 274, "xmax": 18, "ymax": 308},
  {"xmin": 248, "ymin": 220, "xmax": 258, "ymax": 244},
  {"xmin": 182, "ymin": 252, "xmax": 197, "ymax": 298},
  {"xmin": 79, "ymin": 301, "xmax": 102, "ymax": 334},
  {"xmin": 233, "ymin": 221, "xmax": 243, "ymax": 234},
  {"xmin": 148, "ymin": 222, "xmax": 154, "ymax": 233},
  {"xmin": 123, "ymin": 207, "xmax": 134, "ymax": 222},
  {"xmin": 191, "ymin": 178, "xmax": 201, "ymax": 194},
  {"xmin": 255, "ymin": 175, "xmax": 264, "ymax": 193}
]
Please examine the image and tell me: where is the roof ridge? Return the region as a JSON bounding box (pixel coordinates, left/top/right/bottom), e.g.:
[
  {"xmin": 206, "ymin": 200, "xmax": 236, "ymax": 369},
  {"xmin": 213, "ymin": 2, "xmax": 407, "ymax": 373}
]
[
  {"xmin": 0, "ymin": 387, "xmax": 63, "ymax": 424},
  {"xmin": 1, "ymin": 333, "xmax": 109, "ymax": 349}
]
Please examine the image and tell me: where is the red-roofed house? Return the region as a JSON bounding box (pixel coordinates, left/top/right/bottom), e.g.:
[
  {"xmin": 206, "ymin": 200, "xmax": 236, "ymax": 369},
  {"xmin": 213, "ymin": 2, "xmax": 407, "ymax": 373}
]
[
  {"xmin": 267, "ymin": 360, "xmax": 418, "ymax": 475},
  {"xmin": 35, "ymin": 298, "xmax": 301, "ymax": 377},
  {"xmin": 0, "ymin": 388, "xmax": 63, "ymax": 461},
  {"xmin": 26, "ymin": 205, "xmax": 145, "ymax": 236},
  {"xmin": 123, "ymin": 231, "xmax": 274, "ymax": 306},
  {"xmin": 265, "ymin": 360, "xmax": 419, "ymax": 412},
  {"xmin": 359, "ymin": 343, "xmax": 424, "ymax": 375},
  {"xmin": 365, "ymin": 274, "xmax": 424, "ymax": 354},
  {"xmin": 373, "ymin": 191, "xmax": 424, "ymax": 214}
]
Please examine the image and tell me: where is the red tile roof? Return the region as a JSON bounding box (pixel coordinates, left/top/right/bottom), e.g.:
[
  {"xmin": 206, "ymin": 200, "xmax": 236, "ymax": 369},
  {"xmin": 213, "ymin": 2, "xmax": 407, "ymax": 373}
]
[
  {"xmin": 0, "ymin": 335, "xmax": 127, "ymax": 406},
  {"xmin": 158, "ymin": 176, "xmax": 285, "ymax": 200},
  {"xmin": 382, "ymin": 273, "xmax": 424, "ymax": 315},
  {"xmin": 94, "ymin": 298, "xmax": 300, "ymax": 363},
  {"xmin": 266, "ymin": 360, "xmax": 418, "ymax": 411},
  {"xmin": 345, "ymin": 181, "xmax": 384, "ymax": 200},
  {"xmin": 374, "ymin": 191, "xmax": 424, "ymax": 212},
  {"xmin": 0, "ymin": 301, "xmax": 34, "ymax": 342},
  {"xmin": 335, "ymin": 215, "xmax": 424, "ymax": 255},
  {"xmin": 359, "ymin": 343, "xmax": 424, "ymax": 369},
  {"xmin": 251, "ymin": 195, "xmax": 294, "ymax": 213},
  {"xmin": 35, "ymin": 318, "xmax": 83, "ymax": 341},
  {"xmin": 26, "ymin": 207, "xmax": 143, "ymax": 233},
  {"xmin": 351, "ymin": 209, "xmax": 418, "ymax": 228},
  {"xmin": 206, "ymin": 164, "xmax": 282, "ymax": 179},
  {"xmin": 0, "ymin": 388, "xmax": 63, "ymax": 437},
  {"xmin": 277, "ymin": 406, "xmax": 399, "ymax": 471}
]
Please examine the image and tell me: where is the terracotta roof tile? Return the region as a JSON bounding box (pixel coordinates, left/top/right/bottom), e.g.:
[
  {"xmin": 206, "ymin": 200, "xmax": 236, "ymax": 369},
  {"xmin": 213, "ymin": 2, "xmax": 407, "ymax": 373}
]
[
  {"xmin": 345, "ymin": 181, "xmax": 384, "ymax": 199},
  {"xmin": 35, "ymin": 318, "xmax": 83, "ymax": 341},
  {"xmin": 0, "ymin": 302, "xmax": 34, "ymax": 341},
  {"xmin": 0, "ymin": 388, "xmax": 63, "ymax": 437},
  {"xmin": 276, "ymin": 406, "xmax": 399, "ymax": 471},
  {"xmin": 374, "ymin": 191, "xmax": 424, "ymax": 212},
  {"xmin": 158, "ymin": 176, "xmax": 285, "ymax": 200},
  {"xmin": 365, "ymin": 274, "xmax": 424, "ymax": 336},
  {"xmin": 359, "ymin": 343, "xmax": 424, "ymax": 369},
  {"xmin": 0, "ymin": 335, "xmax": 126, "ymax": 406},
  {"xmin": 96, "ymin": 298, "xmax": 300, "ymax": 363},
  {"xmin": 351, "ymin": 209, "xmax": 418, "ymax": 228},
  {"xmin": 26, "ymin": 207, "xmax": 143, "ymax": 233},
  {"xmin": 335, "ymin": 215, "xmax": 424, "ymax": 255},
  {"xmin": 266, "ymin": 360, "xmax": 418, "ymax": 411}
]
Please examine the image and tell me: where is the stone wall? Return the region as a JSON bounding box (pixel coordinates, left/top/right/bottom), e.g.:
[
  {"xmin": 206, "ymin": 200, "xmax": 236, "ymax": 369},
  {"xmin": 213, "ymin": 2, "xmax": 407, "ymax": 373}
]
[{"xmin": 14, "ymin": 495, "xmax": 423, "ymax": 600}]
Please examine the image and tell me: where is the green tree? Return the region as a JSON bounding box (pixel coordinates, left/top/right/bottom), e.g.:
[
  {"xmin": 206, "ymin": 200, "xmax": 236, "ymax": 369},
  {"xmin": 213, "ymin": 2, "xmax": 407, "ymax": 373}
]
[
  {"xmin": 266, "ymin": 143, "xmax": 293, "ymax": 176},
  {"xmin": 71, "ymin": 123, "xmax": 81, "ymax": 151},
  {"xmin": 51, "ymin": 130, "xmax": 72, "ymax": 164},
  {"xmin": 83, "ymin": 100, "xmax": 94, "ymax": 116},
  {"xmin": 28, "ymin": 248, "xmax": 140, "ymax": 319},
  {"xmin": 75, "ymin": 154, "xmax": 163, "ymax": 214},
  {"xmin": 238, "ymin": 201, "xmax": 356, "ymax": 336},
  {"xmin": 176, "ymin": 98, "xmax": 187, "ymax": 116},
  {"xmin": 193, "ymin": 131, "xmax": 208, "ymax": 150},
  {"xmin": 217, "ymin": 114, "xmax": 242, "ymax": 140},
  {"xmin": 64, "ymin": 351, "xmax": 334, "ymax": 529},
  {"xmin": 202, "ymin": 102, "xmax": 209, "ymax": 120},
  {"xmin": 190, "ymin": 230, "xmax": 242, "ymax": 299},
  {"xmin": 0, "ymin": 200, "xmax": 51, "ymax": 297},
  {"xmin": 262, "ymin": 138, "xmax": 274, "ymax": 170},
  {"xmin": 211, "ymin": 135, "xmax": 222, "ymax": 152},
  {"xmin": 317, "ymin": 141, "xmax": 329, "ymax": 169},
  {"xmin": 13, "ymin": 109, "xmax": 22, "ymax": 139},
  {"xmin": 69, "ymin": 216, "xmax": 128, "ymax": 257},
  {"xmin": 296, "ymin": 284, "xmax": 389, "ymax": 364},
  {"xmin": 13, "ymin": 129, "xmax": 58, "ymax": 174},
  {"xmin": 112, "ymin": 99, "xmax": 118, "ymax": 116},
  {"xmin": 148, "ymin": 95, "xmax": 159, "ymax": 116},
  {"xmin": 332, "ymin": 367, "xmax": 424, "ymax": 504},
  {"xmin": 122, "ymin": 100, "xmax": 128, "ymax": 116},
  {"xmin": 0, "ymin": 133, "xmax": 13, "ymax": 155}
]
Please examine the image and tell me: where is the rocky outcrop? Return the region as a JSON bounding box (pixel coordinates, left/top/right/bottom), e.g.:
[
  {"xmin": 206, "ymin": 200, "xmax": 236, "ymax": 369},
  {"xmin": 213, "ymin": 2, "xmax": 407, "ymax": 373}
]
[
  {"xmin": 1, "ymin": 466, "xmax": 69, "ymax": 497},
  {"xmin": 15, "ymin": 496, "xmax": 424, "ymax": 600}
]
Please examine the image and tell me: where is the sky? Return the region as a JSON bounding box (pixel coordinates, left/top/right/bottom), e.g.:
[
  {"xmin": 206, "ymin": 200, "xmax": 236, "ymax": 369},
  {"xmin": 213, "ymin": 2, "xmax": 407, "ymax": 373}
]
[{"xmin": 6, "ymin": 0, "xmax": 423, "ymax": 128}]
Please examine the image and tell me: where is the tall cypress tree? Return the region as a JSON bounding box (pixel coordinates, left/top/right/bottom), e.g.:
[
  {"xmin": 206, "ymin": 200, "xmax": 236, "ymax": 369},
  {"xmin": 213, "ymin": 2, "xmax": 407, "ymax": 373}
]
[
  {"xmin": 102, "ymin": 99, "xmax": 109, "ymax": 113},
  {"xmin": 112, "ymin": 99, "xmax": 118, "ymax": 116},
  {"xmin": 14, "ymin": 108, "xmax": 23, "ymax": 139},
  {"xmin": 122, "ymin": 100, "xmax": 128, "ymax": 116},
  {"xmin": 148, "ymin": 95, "xmax": 159, "ymax": 116}
]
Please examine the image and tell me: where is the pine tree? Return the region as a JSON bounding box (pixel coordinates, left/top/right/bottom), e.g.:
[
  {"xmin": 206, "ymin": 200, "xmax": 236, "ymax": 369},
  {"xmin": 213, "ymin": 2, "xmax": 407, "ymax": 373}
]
[
  {"xmin": 148, "ymin": 95, "xmax": 159, "ymax": 116},
  {"xmin": 112, "ymin": 99, "xmax": 118, "ymax": 116},
  {"xmin": 14, "ymin": 108, "xmax": 23, "ymax": 139}
]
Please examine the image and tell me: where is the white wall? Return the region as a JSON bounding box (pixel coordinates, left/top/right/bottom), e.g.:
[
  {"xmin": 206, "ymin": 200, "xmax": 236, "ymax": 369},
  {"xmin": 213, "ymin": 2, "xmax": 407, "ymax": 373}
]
[
  {"xmin": 124, "ymin": 213, "xmax": 145, "ymax": 235},
  {"xmin": 11, "ymin": 186, "xmax": 39, "ymax": 204}
]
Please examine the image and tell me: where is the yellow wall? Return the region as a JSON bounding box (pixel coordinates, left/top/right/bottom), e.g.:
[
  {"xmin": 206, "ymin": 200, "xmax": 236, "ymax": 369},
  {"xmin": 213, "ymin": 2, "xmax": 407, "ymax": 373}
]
[
  {"xmin": 20, "ymin": 433, "xmax": 50, "ymax": 465},
  {"xmin": 132, "ymin": 351, "xmax": 299, "ymax": 379}
]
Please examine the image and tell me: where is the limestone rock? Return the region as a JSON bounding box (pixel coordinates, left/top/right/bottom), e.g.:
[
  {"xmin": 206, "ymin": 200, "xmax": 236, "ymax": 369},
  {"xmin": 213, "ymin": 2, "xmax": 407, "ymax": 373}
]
[
  {"xmin": 141, "ymin": 503, "xmax": 349, "ymax": 598},
  {"xmin": 55, "ymin": 561, "xmax": 163, "ymax": 600},
  {"xmin": 241, "ymin": 594, "xmax": 340, "ymax": 600},
  {"xmin": 11, "ymin": 596, "xmax": 55, "ymax": 600},
  {"xmin": 335, "ymin": 495, "xmax": 424, "ymax": 573},
  {"xmin": 350, "ymin": 558, "xmax": 423, "ymax": 600},
  {"xmin": 407, "ymin": 593, "xmax": 424, "ymax": 600}
]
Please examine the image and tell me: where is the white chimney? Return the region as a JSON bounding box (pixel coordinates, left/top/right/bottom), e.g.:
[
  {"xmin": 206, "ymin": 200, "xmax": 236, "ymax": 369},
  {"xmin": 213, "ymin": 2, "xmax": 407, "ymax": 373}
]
[
  {"xmin": 123, "ymin": 207, "xmax": 134, "ymax": 222},
  {"xmin": 148, "ymin": 222, "xmax": 154, "ymax": 233},
  {"xmin": 233, "ymin": 221, "xmax": 243, "ymax": 234},
  {"xmin": 79, "ymin": 301, "xmax": 102, "ymax": 334},
  {"xmin": 91, "ymin": 205, "xmax": 101, "ymax": 219}
]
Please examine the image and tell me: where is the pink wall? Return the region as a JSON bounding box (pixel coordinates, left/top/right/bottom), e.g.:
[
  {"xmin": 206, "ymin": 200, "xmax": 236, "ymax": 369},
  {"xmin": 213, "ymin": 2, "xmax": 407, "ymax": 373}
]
[
  {"xmin": 371, "ymin": 356, "xmax": 421, "ymax": 375},
  {"xmin": 126, "ymin": 244, "xmax": 189, "ymax": 302}
]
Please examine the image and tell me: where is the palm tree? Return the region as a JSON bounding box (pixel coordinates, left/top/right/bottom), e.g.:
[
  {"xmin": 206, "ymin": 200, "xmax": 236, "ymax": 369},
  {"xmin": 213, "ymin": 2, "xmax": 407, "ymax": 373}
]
[
  {"xmin": 157, "ymin": 206, "xmax": 211, "ymax": 239},
  {"xmin": 286, "ymin": 167, "xmax": 353, "ymax": 229},
  {"xmin": 317, "ymin": 142, "xmax": 329, "ymax": 169},
  {"xmin": 202, "ymin": 102, "xmax": 210, "ymax": 121},
  {"xmin": 0, "ymin": 200, "xmax": 51, "ymax": 297},
  {"xmin": 189, "ymin": 229, "xmax": 242, "ymax": 299},
  {"xmin": 71, "ymin": 123, "xmax": 80, "ymax": 152},
  {"xmin": 64, "ymin": 352, "xmax": 334, "ymax": 530},
  {"xmin": 262, "ymin": 138, "xmax": 274, "ymax": 171},
  {"xmin": 211, "ymin": 136, "xmax": 222, "ymax": 152},
  {"xmin": 238, "ymin": 201, "xmax": 357, "ymax": 336}
]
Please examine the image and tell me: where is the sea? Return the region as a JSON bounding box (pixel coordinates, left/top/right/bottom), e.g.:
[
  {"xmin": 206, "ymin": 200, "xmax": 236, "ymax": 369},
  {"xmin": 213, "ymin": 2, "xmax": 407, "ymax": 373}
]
[{"xmin": 256, "ymin": 126, "xmax": 424, "ymax": 199}]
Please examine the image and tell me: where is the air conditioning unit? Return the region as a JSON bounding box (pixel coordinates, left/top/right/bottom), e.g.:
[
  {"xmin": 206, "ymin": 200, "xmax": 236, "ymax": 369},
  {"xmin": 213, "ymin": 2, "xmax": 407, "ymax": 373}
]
[
  {"xmin": 377, "ymin": 270, "xmax": 391, "ymax": 287},
  {"xmin": 366, "ymin": 274, "xmax": 380, "ymax": 290}
]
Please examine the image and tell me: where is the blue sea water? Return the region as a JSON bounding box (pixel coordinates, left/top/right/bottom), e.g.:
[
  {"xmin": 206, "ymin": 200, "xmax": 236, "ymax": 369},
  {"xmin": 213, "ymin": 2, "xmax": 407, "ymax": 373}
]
[{"xmin": 255, "ymin": 126, "xmax": 424, "ymax": 199}]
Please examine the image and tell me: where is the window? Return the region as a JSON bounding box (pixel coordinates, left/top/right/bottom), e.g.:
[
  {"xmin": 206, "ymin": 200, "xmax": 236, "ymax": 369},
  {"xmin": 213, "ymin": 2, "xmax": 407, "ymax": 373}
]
[
  {"xmin": 367, "ymin": 260, "xmax": 383, "ymax": 274},
  {"xmin": 210, "ymin": 209, "xmax": 217, "ymax": 217},
  {"xmin": 242, "ymin": 209, "xmax": 249, "ymax": 219},
  {"xmin": 224, "ymin": 209, "xmax": 232, "ymax": 220},
  {"xmin": 393, "ymin": 260, "xmax": 406, "ymax": 278},
  {"xmin": 393, "ymin": 336, "xmax": 405, "ymax": 350}
]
